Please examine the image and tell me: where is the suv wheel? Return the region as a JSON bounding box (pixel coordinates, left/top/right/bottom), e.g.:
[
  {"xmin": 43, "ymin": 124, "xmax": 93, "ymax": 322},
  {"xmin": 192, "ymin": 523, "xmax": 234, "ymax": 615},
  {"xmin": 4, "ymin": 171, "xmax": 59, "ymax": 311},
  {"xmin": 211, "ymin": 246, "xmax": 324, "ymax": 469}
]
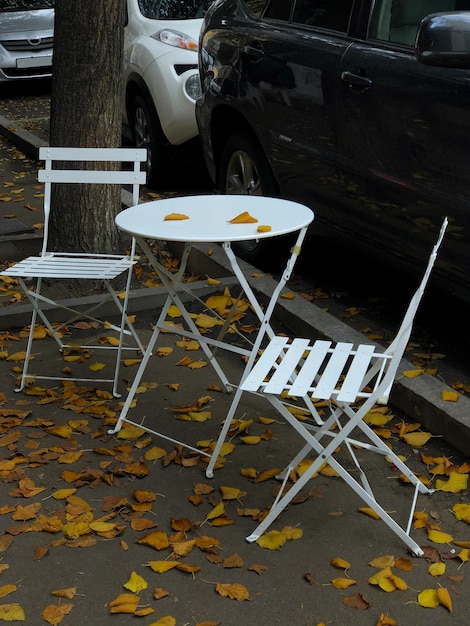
[
  {"xmin": 131, "ymin": 94, "xmax": 166, "ymax": 188},
  {"xmin": 220, "ymin": 132, "xmax": 285, "ymax": 266}
]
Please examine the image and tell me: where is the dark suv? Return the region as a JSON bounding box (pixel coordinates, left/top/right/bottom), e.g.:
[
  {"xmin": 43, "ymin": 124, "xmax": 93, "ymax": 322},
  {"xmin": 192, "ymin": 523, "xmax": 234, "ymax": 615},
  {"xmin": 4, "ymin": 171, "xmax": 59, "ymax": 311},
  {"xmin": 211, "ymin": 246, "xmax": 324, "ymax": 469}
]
[{"xmin": 196, "ymin": 0, "xmax": 470, "ymax": 304}]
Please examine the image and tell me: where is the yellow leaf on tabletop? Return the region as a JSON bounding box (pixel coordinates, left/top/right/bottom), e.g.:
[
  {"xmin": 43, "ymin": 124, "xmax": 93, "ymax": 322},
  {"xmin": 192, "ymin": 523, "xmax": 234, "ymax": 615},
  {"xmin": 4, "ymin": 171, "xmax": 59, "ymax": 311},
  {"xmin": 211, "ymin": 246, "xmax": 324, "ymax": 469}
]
[
  {"xmin": 164, "ymin": 213, "xmax": 189, "ymax": 220},
  {"xmin": 228, "ymin": 211, "xmax": 258, "ymax": 224},
  {"xmin": 257, "ymin": 225, "xmax": 271, "ymax": 232}
]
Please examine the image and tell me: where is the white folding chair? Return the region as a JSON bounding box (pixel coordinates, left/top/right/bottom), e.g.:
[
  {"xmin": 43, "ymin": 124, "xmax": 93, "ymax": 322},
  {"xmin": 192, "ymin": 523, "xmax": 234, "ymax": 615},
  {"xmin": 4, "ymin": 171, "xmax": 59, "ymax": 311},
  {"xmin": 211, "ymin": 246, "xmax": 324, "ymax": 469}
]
[
  {"xmin": 207, "ymin": 218, "xmax": 448, "ymax": 556},
  {"xmin": 1, "ymin": 147, "xmax": 147, "ymax": 397}
]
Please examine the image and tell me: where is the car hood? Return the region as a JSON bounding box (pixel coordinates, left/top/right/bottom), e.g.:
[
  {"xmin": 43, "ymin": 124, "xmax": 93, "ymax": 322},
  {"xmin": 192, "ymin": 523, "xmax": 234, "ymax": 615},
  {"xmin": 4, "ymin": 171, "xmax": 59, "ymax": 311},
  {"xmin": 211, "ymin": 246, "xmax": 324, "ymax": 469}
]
[
  {"xmin": 134, "ymin": 17, "xmax": 202, "ymax": 41},
  {"xmin": 0, "ymin": 9, "xmax": 54, "ymax": 37}
]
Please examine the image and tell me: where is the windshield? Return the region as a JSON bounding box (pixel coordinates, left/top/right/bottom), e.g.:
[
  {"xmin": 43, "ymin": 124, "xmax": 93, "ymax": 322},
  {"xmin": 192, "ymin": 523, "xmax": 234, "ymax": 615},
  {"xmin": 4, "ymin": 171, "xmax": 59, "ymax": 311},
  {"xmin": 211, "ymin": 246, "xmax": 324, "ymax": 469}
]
[
  {"xmin": 138, "ymin": 0, "xmax": 213, "ymax": 20},
  {"xmin": 0, "ymin": 0, "xmax": 54, "ymax": 10}
]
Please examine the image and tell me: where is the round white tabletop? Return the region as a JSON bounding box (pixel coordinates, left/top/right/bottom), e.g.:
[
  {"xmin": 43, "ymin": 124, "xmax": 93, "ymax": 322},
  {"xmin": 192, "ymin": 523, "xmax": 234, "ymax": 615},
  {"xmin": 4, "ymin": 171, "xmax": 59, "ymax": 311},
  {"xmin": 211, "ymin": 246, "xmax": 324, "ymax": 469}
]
[{"xmin": 115, "ymin": 194, "xmax": 313, "ymax": 243}]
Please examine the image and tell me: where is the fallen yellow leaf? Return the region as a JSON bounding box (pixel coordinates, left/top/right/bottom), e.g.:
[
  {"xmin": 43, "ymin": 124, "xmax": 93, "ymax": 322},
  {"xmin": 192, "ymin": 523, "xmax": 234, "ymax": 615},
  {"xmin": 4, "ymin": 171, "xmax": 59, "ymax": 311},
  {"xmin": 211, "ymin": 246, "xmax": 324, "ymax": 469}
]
[
  {"xmin": 442, "ymin": 389, "xmax": 459, "ymax": 402},
  {"xmin": 331, "ymin": 557, "xmax": 351, "ymax": 570},
  {"xmin": 428, "ymin": 562, "xmax": 446, "ymax": 577},
  {"xmin": 427, "ymin": 528, "xmax": 454, "ymax": 544},
  {"xmin": 331, "ymin": 578, "xmax": 357, "ymax": 589},
  {"xmin": 256, "ymin": 530, "xmax": 287, "ymax": 550},
  {"xmin": 435, "ymin": 472, "xmax": 468, "ymax": 493},
  {"xmin": 123, "ymin": 571, "xmax": 148, "ymax": 593}
]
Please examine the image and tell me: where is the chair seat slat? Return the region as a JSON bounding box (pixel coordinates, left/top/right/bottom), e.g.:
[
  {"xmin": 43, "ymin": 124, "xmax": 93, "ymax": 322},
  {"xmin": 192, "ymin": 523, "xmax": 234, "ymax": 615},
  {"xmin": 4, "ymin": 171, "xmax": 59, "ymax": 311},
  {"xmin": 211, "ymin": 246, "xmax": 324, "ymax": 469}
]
[
  {"xmin": 336, "ymin": 344, "xmax": 376, "ymax": 402},
  {"xmin": 241, "ymin": 336, "xmax": 289, "ymax": 392},
  {"xmin": 288, "ymin": 339, "xmax": 332, "ymax": 397},
  {"xmin": 312, "ymin": 342, "xmax": 353, "ymax": 399},
  {"xmin": 263, "ymin": 338, "xmax": 311, "ymax": 395}
]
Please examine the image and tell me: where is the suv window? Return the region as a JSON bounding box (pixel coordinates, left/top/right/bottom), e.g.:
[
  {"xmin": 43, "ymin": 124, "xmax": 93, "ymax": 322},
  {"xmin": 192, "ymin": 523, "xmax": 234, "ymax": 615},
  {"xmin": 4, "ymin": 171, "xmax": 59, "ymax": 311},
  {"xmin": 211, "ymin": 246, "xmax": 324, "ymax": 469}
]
[
  {"xmin": 264, "ymin": 0, "xmax": 293, "ymax": 21},
  {"xmin": 0, "ymin": 0, "xmax": 53, "ymax": 9},
  {"xmin": 138, "ymin": 0, "xmax": 211, "ymax": 20},
  {"xmin": 292, "ymin": 0, "xmax": 354, "ymax": 31},
  {"xmin": 370, "ymin": 0, "xmax": 459, "ymax": 46},
  {"xmin": 244, "ymin": 0, "xmax": 270, "ymax": 18}
]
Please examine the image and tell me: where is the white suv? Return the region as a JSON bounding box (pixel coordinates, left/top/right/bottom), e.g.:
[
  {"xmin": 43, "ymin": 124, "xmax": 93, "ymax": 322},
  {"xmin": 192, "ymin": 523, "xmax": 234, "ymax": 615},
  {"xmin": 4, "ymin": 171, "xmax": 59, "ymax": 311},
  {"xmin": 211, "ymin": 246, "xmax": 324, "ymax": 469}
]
[
  {"xmin": 0, "ymin": 0, "xmax": 54, "ymax": 82},
  {"xmin": 123, "ymin": 0, "xmax": 212, "ymax": 187}
]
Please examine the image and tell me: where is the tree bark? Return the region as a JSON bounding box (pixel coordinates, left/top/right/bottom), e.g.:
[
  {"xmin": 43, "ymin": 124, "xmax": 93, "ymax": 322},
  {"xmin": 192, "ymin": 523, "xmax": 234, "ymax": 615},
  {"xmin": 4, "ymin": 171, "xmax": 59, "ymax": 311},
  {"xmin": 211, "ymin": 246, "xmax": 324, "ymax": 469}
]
[{"xmin": 49, "ymin": 0, "xmax": 125, "ymax": 253}]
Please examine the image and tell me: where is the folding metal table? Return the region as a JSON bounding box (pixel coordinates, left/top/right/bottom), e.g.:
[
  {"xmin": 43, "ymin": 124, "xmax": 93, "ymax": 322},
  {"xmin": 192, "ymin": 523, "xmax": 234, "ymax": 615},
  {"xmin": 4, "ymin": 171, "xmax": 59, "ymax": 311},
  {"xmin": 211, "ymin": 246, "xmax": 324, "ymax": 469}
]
[{"xmin": 109, "ymin": 194, "xmax": 313, "ymax": 454}]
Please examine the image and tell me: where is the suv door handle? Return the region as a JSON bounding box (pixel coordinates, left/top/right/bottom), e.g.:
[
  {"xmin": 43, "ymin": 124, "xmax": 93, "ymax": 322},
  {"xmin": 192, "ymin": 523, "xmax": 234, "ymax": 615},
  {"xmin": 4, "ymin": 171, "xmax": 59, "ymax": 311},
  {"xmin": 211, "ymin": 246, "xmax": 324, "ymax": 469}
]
[
  {"xmin": 243, "ymin": 44, "xmax": 265, "ymax": 61},
  {"xmin": 341, "ymin": 71, "xmax": 372, "ymax": 91}
]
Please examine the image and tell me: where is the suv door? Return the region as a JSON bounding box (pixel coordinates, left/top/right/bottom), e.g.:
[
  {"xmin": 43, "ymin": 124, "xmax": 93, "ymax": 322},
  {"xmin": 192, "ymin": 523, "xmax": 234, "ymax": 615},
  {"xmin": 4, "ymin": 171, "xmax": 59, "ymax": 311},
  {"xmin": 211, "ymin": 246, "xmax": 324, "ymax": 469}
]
[
  {"xmin": 337, "ymin": 0, "xmax": 470, "ymax": 296},
  {"xmin": 239, "ymin": 0, "xmax": 355, "ymax": 210}
]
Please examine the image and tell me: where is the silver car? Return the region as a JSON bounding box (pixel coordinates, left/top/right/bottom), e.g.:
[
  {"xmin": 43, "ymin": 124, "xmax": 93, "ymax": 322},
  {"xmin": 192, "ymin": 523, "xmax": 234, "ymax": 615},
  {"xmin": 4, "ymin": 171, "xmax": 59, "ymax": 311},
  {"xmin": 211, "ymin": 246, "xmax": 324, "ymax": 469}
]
[{"xmin": 0, "ymin": 0, "xmax": 54, "ymax": 82}]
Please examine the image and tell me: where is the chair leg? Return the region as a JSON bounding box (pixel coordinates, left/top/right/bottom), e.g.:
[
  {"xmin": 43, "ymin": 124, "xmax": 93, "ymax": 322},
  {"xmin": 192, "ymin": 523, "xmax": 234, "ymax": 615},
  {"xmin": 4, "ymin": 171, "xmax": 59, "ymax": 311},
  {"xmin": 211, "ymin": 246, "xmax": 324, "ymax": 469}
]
[{"xmin": 245, "ymin": 394, "xmax": 426, "ymax": 556}]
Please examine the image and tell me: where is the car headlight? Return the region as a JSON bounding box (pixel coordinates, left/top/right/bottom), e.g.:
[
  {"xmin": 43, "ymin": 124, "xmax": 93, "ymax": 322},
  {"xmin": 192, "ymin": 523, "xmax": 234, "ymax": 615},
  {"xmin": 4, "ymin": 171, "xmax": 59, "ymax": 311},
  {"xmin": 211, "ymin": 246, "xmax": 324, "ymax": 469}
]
[
  {"xmin": 185, "ymin": 73, "xmax": 201, "ymax": 100},
  {"xmin": 154, "ymin": 29, "xmax": 198, "ymax": 51}
]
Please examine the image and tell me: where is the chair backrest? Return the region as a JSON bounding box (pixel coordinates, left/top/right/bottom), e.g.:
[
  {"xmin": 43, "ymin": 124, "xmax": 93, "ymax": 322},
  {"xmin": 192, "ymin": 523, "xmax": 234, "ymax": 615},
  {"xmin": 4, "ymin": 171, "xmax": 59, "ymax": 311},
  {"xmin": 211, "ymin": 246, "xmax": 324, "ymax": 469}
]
[
  {"xmin": 374, "ymin": 217, "xmax": 448, "ymax": 403},
  {"xmin": 37, "ymin": 147, "xmax": 147, "ymax": 256}
]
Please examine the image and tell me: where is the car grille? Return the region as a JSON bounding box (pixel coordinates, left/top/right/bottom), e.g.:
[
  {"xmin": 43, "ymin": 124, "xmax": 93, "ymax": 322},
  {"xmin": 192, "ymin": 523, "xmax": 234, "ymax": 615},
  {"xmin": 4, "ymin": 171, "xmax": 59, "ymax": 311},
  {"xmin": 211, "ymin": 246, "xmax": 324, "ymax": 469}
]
[
  {"xmin": 174, "ymin": 64, "xmax": 197, "ymax": 76},
  {"xmin": 1, "ymin": 36, "xmax": 53, "ymax": 52},
  {"xmin": 3, "ymin": 66, "xmax": 52, "ymax": 78}
]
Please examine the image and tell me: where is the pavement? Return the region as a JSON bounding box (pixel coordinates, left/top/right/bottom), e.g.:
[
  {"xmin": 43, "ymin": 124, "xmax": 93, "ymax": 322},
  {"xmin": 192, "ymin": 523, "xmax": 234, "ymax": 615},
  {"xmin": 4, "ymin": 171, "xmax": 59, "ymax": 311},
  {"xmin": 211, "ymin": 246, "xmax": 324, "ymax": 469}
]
[{"xmin": 1, "ymin": 93, "xmax": 470, "ymax": 625}]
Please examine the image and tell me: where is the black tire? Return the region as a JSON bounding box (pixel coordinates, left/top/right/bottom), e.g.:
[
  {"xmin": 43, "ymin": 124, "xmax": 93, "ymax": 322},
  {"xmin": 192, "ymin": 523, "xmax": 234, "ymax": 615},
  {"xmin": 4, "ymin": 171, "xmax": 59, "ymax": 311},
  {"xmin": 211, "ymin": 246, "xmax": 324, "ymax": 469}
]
[
  {"xmin": 219, "ymin": 132, "xmax": 289, "ymax": 267},
  {"xmin": 131, "ymin": 94, "xmax": 166, "ymax": 188}
]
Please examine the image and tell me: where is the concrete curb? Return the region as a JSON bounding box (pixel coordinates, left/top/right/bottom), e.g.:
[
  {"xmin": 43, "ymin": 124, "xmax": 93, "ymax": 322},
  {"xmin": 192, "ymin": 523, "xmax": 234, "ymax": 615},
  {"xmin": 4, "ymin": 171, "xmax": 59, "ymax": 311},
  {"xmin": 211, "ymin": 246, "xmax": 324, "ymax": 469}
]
[{"xmin": 1, "ymin": 118, "xmax": 470, "ymax": 456}]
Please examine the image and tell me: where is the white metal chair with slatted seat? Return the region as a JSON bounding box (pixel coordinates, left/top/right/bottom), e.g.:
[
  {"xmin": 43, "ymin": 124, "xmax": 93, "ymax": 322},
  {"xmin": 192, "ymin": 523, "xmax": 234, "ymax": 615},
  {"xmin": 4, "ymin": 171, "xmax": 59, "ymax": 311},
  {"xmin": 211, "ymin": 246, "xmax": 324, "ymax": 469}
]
[
  {"xmin": 206, "ymin": 218, "xmax": 448, "ymax": 556},
  {"xmin": 1, "ymin": 147, "xmax": 147, "ymax": 397}
]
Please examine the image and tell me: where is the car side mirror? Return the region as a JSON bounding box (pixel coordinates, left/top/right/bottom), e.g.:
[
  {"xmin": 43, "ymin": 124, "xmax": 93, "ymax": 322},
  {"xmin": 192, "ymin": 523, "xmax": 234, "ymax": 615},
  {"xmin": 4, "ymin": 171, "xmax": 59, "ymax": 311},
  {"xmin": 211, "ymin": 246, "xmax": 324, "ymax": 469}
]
[{"xmin": 416, "ymin": 12, "xmax": 470, "ymax": 68}]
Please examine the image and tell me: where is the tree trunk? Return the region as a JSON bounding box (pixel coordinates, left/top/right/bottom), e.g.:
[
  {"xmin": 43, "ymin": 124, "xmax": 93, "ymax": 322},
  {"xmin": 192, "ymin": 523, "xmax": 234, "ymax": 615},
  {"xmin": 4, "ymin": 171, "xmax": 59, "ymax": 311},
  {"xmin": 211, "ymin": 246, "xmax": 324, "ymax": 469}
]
[{"xmin": 49, "ymin": 0, "xmax": 125, "ymax": 253}]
